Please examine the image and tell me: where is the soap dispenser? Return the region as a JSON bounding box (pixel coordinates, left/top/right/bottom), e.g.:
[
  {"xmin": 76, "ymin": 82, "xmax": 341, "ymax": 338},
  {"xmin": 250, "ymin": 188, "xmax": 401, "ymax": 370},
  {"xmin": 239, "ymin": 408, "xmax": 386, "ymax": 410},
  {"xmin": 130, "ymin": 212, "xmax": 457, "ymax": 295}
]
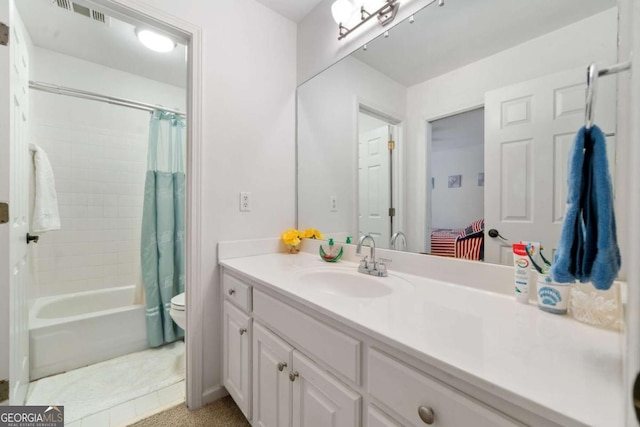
[{"xmin": 319, "ymin": 238, "xmax": 344, "ymax": 262}]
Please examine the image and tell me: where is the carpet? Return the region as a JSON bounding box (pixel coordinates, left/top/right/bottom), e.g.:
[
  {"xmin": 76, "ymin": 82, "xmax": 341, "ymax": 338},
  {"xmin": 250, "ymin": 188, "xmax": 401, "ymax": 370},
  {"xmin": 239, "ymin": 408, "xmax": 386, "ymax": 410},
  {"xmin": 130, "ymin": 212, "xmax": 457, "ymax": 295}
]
[{"xmin": 129, "ymin": 396, "xmax": 250, "ymax": 427}]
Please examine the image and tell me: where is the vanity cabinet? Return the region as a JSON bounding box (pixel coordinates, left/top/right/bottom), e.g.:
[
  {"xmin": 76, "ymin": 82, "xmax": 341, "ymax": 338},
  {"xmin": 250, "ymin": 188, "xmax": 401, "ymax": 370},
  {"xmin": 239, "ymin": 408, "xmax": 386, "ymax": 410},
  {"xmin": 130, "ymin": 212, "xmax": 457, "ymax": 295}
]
[
  {"xmin": 221, "ymin": 268, "xmax": 560, "ymax": 427},
  {"xmin": 253, "ymin": 321, "xmax": 361, "ymax": 427},
  {"xmin": 223, "ymin": 300, "xmax": 252, "ymax": 419}
]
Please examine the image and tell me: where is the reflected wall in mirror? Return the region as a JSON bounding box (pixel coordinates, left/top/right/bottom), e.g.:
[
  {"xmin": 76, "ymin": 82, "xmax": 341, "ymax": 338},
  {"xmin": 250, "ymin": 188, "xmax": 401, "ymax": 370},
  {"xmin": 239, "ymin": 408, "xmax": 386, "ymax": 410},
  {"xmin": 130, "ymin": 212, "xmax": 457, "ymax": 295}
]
[{"xmin": 298, "ymin": 0, "xmax": 619, "ymax": 265}]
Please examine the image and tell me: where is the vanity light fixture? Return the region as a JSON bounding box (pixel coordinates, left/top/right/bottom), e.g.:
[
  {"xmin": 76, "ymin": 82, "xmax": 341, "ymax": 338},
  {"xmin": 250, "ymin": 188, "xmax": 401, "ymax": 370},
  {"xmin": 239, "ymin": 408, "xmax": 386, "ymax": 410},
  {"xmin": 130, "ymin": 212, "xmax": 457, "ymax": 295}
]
[
  {"xmin": 334, "ymin": 0, "xmax": 400, "ymax": 40},
  {"xmin": 135, "ymin": 28, "xmax": 176, "ymax": 53}
]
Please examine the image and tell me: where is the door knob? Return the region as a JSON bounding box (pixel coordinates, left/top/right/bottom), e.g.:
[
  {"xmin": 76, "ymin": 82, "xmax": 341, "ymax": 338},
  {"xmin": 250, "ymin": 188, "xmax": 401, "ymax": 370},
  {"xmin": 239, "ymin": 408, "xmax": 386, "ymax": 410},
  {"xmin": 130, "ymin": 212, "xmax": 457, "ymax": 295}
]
[
  {"xmin": 239, "ymin": 328, "xmax": 247, "ymax": 335},
  {"xmin": 289, "ymin": 371, "xmax": 299, "ymax": 382},
  {"xmin": 277, "ymin": 362, "xmax": 287, "ymax": 372},
  {"xmin": 487, "ymin": 229, "xmax": 507, "ymax": 240},
  {"xmin": 26, "ymin": 233, "xmax": 39, "ymax": 244},
  {"xmin": 228, "ymin": 289, "xmax": 236, "ymax": 296}
]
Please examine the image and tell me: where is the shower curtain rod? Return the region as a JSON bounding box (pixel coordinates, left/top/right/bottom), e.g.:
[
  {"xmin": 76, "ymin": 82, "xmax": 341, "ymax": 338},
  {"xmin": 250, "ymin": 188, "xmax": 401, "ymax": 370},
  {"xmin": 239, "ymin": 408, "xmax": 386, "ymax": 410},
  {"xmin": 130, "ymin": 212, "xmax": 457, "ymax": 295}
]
[{"xmin": 28, "ymin": 80, "xmax": 186, "ymax": 118}]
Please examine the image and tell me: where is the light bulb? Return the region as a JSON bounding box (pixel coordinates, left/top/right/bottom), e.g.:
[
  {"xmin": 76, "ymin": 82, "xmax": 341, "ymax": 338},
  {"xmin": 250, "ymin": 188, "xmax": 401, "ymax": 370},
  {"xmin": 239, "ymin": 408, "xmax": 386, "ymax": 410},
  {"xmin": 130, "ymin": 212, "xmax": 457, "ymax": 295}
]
[
  {"xmin": 331, "ymin": 0, "xmax": 354, "ymax": 25},
  {"xmin": 136, "ymin": 29, "xmax": 176, "ymax": 53}
]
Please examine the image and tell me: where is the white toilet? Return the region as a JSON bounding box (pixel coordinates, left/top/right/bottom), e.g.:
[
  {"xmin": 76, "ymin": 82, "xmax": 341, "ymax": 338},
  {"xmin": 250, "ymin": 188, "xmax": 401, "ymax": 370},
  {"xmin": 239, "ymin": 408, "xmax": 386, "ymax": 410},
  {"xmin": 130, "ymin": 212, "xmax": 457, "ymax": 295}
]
[{"xmin": 170, "ymin": 292, "xmax": 186, "ymax": 331}]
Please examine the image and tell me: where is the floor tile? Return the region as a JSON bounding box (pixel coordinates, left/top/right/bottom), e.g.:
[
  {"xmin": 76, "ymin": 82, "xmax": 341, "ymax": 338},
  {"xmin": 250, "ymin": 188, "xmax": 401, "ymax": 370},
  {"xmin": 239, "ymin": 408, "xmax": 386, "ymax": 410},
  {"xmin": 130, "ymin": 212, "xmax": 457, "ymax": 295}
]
[
  {"xmin": 133, "ymin": 392, "xmax": 161, "ymax": 417},
  {"xmin": 81, "ymin": 409, "xmax": 109, "ymax": 427},
  {"xmin": 157, "ymin": 381, "xmax": 185, "ymax": 406},
  {"xmin": 109, "ymin": 400, "xmax": 136, "ymax": 427}
]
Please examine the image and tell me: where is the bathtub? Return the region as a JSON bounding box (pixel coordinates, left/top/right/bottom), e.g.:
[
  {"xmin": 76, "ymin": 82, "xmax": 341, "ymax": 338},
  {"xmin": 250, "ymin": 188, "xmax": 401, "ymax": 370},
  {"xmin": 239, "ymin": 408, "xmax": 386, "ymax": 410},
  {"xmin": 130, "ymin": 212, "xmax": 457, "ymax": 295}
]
[{"xmin": 29, "ymin": 286, "xmax": 148, "ymax": 380}]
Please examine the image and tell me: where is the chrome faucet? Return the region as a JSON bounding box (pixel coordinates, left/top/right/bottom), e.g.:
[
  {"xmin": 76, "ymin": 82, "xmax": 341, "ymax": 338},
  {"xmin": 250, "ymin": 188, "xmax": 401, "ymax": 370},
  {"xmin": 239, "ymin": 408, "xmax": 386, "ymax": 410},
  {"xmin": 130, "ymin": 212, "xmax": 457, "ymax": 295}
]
[
  {"xmin": 356, "ymin": 235, "xmax": 389, "ymax": 277},
  {"xmin": 390, "ymin": 231, "xmax": 407, "ymax": 250}
]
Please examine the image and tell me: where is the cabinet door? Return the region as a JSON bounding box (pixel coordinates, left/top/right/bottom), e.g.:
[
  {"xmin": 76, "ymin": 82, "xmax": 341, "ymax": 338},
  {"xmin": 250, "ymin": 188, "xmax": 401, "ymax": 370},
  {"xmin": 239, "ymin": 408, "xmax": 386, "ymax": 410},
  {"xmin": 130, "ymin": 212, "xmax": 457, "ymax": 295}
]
[
  {"xmin": 223, "ymin": 300, "xmax": 252, "ymax": 419},
  {"xmin": 253, "ymin": 322, "xmax": 293, "ymax": 427},
  {"xmin": 366, "ymin": 404, "xmax": 403, "ymax": 427},
  {"xmin": 292, "ymin": 350, "xmax": 361, "ymax": 427}
]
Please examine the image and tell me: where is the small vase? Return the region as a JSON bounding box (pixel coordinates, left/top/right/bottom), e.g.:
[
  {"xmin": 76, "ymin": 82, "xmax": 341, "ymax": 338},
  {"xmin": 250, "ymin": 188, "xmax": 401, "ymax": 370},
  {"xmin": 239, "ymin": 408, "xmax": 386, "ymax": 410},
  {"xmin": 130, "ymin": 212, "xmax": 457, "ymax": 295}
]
[{"xmin": 288, "ymin": 245, "xmax": 300, "ymax": 254}]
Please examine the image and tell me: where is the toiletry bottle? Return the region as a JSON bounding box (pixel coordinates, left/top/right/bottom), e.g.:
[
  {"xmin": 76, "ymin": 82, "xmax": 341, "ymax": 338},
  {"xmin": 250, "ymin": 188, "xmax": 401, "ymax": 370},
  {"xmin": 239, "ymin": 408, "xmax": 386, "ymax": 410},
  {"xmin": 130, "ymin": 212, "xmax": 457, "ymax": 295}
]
[
  {"xmin": 512, "ymin": 243, "xmax": 531, "ymax": 304},
  {"xmin": 328, "ymin": 238, "xmax": 335, "ymax": 257},
  {"xmin": 346, "ymin": 236, "xmax": 352, "ymax": 244}
]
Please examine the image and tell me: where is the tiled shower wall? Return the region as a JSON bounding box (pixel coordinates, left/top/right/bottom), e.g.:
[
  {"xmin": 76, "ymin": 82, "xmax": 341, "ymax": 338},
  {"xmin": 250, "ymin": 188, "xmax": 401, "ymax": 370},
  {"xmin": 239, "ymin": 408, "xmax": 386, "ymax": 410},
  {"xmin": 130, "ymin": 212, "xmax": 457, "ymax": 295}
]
[{"xmin": 30, "ymin": 47, "xmax": 185, "ymax": 298}]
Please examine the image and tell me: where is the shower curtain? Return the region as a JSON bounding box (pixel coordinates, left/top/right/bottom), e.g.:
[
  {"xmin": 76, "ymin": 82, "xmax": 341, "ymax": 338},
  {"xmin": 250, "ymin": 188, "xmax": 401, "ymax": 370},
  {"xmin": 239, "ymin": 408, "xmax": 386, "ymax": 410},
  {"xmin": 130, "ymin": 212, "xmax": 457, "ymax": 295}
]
[{"xmin": 141, "ymin": 109, "xmax": 186, "ymax": 347}]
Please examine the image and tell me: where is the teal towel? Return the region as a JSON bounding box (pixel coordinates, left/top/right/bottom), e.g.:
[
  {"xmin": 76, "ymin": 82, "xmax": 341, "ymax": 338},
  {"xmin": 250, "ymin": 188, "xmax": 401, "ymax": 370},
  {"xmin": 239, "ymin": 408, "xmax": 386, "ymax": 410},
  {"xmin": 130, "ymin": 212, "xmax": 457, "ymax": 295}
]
[{"xmin": 550, "ymin": 125, "xmax": 620, "ymax": 290}]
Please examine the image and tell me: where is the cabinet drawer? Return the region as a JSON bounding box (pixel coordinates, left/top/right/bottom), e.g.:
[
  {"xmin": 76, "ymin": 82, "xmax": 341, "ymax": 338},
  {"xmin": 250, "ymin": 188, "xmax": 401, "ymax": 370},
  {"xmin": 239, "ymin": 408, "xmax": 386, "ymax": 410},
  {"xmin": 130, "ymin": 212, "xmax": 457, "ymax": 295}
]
[
  {"xmin": 223, "ymin": 271, "xmax": 252, "ymax": 312},
  {"xmin": 253, "ymin": 289, "xmax": 361, "ymax": 384},
  {"xmin": 368, "ymin": 349, "xmax": 523, "ymax": 427}
]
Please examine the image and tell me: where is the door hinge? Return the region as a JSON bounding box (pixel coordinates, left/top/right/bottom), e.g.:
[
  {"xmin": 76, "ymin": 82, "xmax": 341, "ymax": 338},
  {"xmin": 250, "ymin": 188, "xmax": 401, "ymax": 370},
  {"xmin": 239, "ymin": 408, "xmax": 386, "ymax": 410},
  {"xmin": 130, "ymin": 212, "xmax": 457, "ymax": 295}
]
[
  {"xmin": 388, "ymin": 140, "xmax": 395, "ymax": 151},
  {"xmin": 0, "ymin": 23, "xmax": 8, "ymax": 46},
  {"xmin": 0, "ymin": 202, "xmax": 8, "ymax": 224},
  {"xmin": 388, "ymin": 207, "xmax": 395, "ymax": 217}
]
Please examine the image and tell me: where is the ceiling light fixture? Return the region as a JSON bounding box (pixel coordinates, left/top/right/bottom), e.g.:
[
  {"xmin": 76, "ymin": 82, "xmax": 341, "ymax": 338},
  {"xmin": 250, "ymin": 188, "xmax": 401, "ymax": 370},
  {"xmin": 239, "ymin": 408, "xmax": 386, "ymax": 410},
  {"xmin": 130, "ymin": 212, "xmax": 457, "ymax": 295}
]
[
  {"xmin": 135, "ymin": 28, "xmax": 176, "ymax": 53},
  {"xmin": 334, "ymin": 0, "xmax": 399, "ymax": 41}
]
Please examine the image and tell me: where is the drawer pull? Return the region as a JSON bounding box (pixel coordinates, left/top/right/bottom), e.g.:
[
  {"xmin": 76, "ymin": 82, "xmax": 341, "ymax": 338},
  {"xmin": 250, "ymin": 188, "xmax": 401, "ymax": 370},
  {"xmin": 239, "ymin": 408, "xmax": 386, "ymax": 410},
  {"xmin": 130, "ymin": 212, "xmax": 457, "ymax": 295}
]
[
  {"xmin": 239, "ymin": 328, "xmax": 247, "ymax": 335},
  {"xmin": 418, "ymin": 406, "xmax": 435, "ymax": 425},
  {"xmin": 228, "ymin": 289, "xmax": 236, "ymax": 296},
  {"xmin": 289, "ymin": 371, "xmax": 299, "ymax": 382},
  {"xmin": 277, "ymin": 362, "xmax": 287, "ymax": 372}
]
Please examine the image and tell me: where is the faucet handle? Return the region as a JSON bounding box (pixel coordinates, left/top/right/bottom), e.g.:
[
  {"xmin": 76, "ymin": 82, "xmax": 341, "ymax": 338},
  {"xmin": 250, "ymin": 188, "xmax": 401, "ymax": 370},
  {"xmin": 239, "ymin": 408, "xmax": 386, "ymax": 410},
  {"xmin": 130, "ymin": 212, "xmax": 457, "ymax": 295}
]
[
  {"xmin": 358, "ymin": 255, "xmax": 369, "ymax": 269},
  {"xmin": 377, "ymin": 257, "xmax": 392, "ymax": 275}
]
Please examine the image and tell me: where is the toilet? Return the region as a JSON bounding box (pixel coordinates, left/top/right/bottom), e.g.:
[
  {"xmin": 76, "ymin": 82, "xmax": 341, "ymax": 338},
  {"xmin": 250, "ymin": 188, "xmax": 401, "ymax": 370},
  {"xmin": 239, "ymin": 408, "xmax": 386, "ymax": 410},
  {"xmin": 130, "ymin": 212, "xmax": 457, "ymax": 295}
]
[{"xmin": 169, "ymin": 292, "xmax": 186, "ymax": 330}]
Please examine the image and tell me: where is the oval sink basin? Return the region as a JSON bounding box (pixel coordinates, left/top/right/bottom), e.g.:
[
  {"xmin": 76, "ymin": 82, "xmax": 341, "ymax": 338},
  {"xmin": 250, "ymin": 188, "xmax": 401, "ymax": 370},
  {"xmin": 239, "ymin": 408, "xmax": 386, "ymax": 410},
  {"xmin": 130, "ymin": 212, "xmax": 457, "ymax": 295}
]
[{"xmin": 295, "ymin": 267, "xmax": 413, "ymax": 298}]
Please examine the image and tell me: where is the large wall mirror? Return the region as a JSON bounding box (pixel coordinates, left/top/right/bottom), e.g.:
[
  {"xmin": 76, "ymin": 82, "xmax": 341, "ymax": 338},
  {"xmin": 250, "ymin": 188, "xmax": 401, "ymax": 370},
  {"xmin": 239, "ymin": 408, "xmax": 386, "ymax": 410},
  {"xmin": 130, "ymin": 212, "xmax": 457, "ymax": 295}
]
[{"xmin": 297, "ymin": 0, "xmax": 619, "ymax": 266}]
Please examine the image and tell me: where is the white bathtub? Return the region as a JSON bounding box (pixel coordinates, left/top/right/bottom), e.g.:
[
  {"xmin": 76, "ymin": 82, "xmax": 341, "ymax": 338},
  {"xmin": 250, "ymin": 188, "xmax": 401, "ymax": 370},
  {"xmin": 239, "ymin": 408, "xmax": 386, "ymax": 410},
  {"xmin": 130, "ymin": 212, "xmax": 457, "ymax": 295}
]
[{"xmin": 29, "ymin": 286, "xmax": 148, "ymax": 380}]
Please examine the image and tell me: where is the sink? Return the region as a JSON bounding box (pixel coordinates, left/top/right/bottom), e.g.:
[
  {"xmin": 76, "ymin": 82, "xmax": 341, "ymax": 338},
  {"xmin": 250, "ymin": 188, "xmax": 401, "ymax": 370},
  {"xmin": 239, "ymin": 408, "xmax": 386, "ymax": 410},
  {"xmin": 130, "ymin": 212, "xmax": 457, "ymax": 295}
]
[{"xmin": 295, "ymin": 267, "xmax": 413, "ymax": 298}]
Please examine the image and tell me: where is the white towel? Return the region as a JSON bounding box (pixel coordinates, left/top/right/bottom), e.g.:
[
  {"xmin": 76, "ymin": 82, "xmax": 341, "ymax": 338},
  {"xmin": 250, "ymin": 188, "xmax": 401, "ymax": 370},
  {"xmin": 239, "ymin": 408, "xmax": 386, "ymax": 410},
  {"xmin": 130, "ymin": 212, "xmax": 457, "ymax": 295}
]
[{"xmin": 30, "ymin": 144, "xmax": 61, "ymax": 233}]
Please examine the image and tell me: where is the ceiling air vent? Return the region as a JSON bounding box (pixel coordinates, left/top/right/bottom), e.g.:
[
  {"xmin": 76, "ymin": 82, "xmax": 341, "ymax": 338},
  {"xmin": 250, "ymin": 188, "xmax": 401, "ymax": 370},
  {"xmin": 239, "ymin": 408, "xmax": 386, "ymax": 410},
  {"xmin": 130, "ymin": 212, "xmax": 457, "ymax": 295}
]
[
  {"xmin": 53, "ymin": 0, "xmax": 110, "ymax": 26},
  {"xmin": 55, "ymin": 0, "xmax": 73, "ymax": 11}
]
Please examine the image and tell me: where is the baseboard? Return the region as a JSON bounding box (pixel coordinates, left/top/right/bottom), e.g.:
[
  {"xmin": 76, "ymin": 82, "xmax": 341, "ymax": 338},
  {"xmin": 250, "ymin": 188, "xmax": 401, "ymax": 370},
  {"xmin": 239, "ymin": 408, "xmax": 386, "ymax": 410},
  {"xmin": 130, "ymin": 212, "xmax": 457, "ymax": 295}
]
[{"xmin": 202, "ymin": 385, "xmax": 228, "ymax": 406}]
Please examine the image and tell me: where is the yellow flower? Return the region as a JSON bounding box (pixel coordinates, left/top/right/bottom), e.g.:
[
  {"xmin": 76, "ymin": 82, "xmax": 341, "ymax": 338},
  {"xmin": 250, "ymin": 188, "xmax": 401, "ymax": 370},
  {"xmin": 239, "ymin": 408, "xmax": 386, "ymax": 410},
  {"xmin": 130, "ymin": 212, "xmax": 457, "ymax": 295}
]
[
  {"xmin": 302, "ymin": 228, "xmax": 324, "ymax": 239},
  {"xmin": 281, "ymin": 229, "xmax": 301, "ymax": 246}
]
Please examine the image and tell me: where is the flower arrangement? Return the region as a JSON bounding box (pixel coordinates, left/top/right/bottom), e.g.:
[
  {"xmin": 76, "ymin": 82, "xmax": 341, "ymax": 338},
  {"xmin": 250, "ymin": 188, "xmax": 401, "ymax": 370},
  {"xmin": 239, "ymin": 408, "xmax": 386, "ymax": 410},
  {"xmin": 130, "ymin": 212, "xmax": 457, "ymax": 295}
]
[{"xmin": 281, "ymin": 228, "xmax": 325, "ymax": 253}]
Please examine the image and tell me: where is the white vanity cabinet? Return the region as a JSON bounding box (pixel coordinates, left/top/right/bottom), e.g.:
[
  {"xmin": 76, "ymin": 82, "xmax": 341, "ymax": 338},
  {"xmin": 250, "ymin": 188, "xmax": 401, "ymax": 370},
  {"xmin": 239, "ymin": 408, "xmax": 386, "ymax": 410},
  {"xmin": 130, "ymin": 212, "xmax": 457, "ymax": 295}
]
[
  {"xmin": 221, "ymin": 267, "xmax": 563, "ymax": 427},
  {"xmin": 253, "ymin": 322, "xmax": 361, "ymax": 427},
  {"xmin": 222, "ymin": 271, "xmax": 253, "ymax": 420}
]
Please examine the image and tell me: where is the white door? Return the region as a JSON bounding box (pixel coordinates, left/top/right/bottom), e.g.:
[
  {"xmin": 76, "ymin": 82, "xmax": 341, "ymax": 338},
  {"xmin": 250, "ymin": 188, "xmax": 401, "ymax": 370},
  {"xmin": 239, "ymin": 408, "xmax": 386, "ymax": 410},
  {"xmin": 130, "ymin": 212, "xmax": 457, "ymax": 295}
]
[
  {"xmin": 291, "ymin": 350, "xmax": 360, "ymax": 427},
  {"xmin": 223, "ymin": 301, "xmax": 252, "ymax": 419},
  {"xmin": 253, "ymin": 322, "xmax": 293, "ymax": 427},
  {"xmin": 484, "ymin": 67, "xmax": 616, "ymax": 265},
  {"xmin": 358, "ymin": 125, "xmax": 391, "ymax": 248},
  {"xmin": 0, "ymin": 0, "xmax": 30, "ymax": 404}
]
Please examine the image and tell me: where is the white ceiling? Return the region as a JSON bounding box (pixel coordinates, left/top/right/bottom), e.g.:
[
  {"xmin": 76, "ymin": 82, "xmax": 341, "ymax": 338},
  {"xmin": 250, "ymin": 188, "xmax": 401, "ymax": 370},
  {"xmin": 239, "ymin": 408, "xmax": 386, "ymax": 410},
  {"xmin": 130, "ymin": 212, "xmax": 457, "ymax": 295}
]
[
  {"xmin": 352, "ymin": 0, "xmax": 617, "ymax": 87},
  {"xmin": 254, "ymin": 0, "xmax": 323, "ymax": 22},
  {"xmin": 17, "ymin": 0, "xmax": 187, "ymax": 88}
]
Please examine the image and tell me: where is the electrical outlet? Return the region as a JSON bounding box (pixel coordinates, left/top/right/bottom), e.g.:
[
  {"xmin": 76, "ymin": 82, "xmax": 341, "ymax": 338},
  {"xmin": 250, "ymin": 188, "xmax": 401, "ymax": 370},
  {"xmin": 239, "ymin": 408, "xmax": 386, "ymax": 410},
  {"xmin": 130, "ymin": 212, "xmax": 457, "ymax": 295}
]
[
  {"xmin": 330, "ymin": 195, "xmax": 338, "ymax": 212},
  {"xmin": 240, "ymin": 192, "xmax": 251, "ymax": 212}
]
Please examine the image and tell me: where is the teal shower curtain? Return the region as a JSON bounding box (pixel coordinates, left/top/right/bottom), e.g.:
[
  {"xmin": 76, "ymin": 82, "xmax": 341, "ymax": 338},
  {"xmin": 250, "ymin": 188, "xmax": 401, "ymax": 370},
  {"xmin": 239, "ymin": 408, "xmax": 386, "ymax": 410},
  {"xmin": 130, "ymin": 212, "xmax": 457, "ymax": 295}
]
[{"xmin": 141, "ymin": 110, "xmax": 186, "ymax": 347}]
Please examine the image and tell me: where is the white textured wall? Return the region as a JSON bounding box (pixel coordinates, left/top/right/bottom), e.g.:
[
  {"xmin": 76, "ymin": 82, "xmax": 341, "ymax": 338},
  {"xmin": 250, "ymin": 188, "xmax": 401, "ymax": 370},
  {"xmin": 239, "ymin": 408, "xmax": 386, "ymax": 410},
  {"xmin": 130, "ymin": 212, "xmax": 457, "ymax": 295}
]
[
  {"xmin": 404, "ymin": 8, "xmax": 618, "ymax": 252},
  {"xmin": 29, "ymin": 48, "xmax": 185, "ymax": 298},
  {"xmin": 298, "ymin": 56, "xmax": 405, "ymax": 237},
  {"xmin": 130, "ymin": 0, "xmax": 297, "ymax": 400}
]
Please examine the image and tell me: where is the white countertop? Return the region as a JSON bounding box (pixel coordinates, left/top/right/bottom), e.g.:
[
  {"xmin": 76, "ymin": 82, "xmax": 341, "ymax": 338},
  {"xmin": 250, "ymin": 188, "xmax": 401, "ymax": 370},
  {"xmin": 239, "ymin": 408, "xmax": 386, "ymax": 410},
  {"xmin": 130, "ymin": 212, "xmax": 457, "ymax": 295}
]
[{"xmin": 219, "ymin": 252, "xmax": 624, "ymax": 427}]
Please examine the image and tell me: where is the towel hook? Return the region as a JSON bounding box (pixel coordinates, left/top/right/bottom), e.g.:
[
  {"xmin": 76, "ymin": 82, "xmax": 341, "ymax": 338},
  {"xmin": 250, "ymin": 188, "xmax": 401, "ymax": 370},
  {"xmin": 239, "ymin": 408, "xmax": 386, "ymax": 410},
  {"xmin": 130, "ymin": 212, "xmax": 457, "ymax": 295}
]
[{"xmin": 585, "ymin": 62, "xmax": 598, "ymax": 130}]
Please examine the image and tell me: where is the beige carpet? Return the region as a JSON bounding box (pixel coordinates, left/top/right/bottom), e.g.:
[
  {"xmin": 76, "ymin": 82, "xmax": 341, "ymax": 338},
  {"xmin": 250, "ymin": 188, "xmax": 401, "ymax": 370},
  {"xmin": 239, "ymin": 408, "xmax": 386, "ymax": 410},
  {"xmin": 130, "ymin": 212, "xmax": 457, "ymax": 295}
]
[{"xmin": 129, "ymin": 396, "xmax": 250, "ymax": 427}]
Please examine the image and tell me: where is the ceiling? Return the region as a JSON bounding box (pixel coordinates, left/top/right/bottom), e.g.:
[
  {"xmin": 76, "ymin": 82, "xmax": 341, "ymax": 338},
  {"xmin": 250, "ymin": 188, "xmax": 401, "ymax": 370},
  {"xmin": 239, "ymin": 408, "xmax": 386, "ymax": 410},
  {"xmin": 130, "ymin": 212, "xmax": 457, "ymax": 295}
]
[
  {"xmin": 254, "ymin": 0, "xmax": 323, "ymax": 22},
  {"xmin": 352, "ymin": 0, "xmax": 617, "ymax": 87},
  {"xmin": 18, "ymin": 0, "xmax": 187, "ymax": 88}
]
